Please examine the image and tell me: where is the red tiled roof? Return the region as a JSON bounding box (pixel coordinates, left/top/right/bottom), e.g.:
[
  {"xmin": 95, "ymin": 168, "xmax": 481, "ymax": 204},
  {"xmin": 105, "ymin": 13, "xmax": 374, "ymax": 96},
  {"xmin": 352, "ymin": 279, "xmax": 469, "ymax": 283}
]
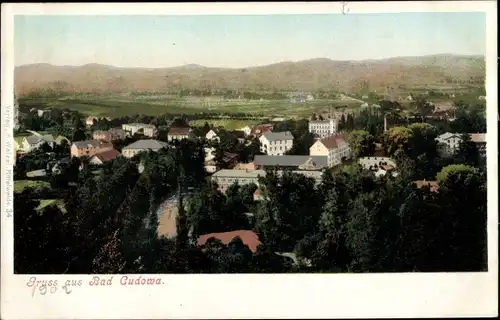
[
  {"xmin": 414, "ymin": 180, "xmax": 439, "ymax": 193},
  {"xmin": 381, "ymin": 164, "xmax": 394, "ymax": 171},
  {"xmin": 197, "ymin": 230, "xmax": 262, "ymax": 253},
  {"xmin": 251, "ymin": 124, "xmax": 273, "ymax": 136},
  {"xmin": 320, "ymin": 133, "xmax": 349, "ymax": 149},
  {"xmin": 93, "ymin": 149, "xmax": 121, "ymax": 162},
  {"xmin": 470, "ymin": 133, "xmax": 486, "ymax": 143}
]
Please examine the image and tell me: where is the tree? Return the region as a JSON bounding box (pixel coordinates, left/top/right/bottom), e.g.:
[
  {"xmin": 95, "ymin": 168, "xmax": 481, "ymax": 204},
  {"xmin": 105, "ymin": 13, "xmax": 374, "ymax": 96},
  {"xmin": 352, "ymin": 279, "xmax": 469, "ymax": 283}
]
[
  {"xmin": 455, "ymin": 134, "xmax": 480, "ymax": 167},
  {"xmin": 381, "ymin": 126, "xmax": 413, "ymax": 157},
  {"xmin": 72, "ymin": 128, "xmax": 87, "ymax": 142},
  {"xmin": 348, "ymin": 130, "xmax": 375, "ymax": 159},
  {"xmin": 411, "ymin": 99, "xmax": 434, "ymax": 119}
]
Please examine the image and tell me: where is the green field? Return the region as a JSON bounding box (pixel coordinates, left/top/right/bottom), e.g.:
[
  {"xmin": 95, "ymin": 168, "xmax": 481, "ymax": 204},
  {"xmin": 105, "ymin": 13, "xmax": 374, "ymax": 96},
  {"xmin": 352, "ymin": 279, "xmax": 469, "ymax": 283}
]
[
  {"xmin": 19, "ymin": 95, "xmax": 363, "ymax": 118},
  {"xmin": 14, "ymin": 180, "xmax": 51, "ymax": 193},
  {"xmin": 189, "ymin": 119, "xmax": 261, "ymax": 130}
]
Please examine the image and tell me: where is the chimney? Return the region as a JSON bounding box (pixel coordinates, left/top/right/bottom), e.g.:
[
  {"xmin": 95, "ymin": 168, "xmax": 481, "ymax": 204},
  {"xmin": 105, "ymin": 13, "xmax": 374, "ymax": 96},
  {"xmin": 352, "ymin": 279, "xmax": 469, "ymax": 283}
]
[{"xmin": 384, "ymin": 115, "xmax": 388, "ymax": 132}]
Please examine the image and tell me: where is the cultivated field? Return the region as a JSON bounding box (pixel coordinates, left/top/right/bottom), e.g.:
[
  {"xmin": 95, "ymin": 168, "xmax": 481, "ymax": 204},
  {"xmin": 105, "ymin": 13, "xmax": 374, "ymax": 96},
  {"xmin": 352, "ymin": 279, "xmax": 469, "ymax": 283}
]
[{"xmin": 19, "ymin": 95, "xmax": 363, "ymax": 118}]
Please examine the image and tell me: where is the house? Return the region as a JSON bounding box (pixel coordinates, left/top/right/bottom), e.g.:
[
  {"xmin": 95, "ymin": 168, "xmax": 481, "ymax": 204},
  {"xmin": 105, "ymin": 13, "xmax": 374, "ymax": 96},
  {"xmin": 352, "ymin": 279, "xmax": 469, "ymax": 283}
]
[
  {"xmin": 234, "ymin": 162, "xmax": 257, "ymax": 171},
  {"xmin": 142, "ymin": 124, "xmax": 157, "ymax": 137},
  {"xmin": 358, "ymin": 157, "xmax": 396, "ymax": 171},
  {"xmin": 121, "ymin": 123, "xmax": 157, "ymax": 137},
  {"xmin": 253, "ymin": 188, "xmax": 268, "ymax": 201},
  {"xmin": 211, "ymin": 169, "xmax": 322, "ymax": 193},
  {"xmin": 205, "ymin": 159, "xmax": 217, "ymax": 174},
  {"xmin": 238, "ymin": 125, "xmax": 252, "ymax": 137},
  {"xmin": 109, "ymin": 128, "xmax": 129, "ymax": 140},
  {"xmin": 414, "ymin": 180, "xmax": 440, "ymax": 193},
  {"xmin": 22, "ymin": 134, "xmax": 54, "ymax": 152},
  {"xmin": 259, "ymin": 131, "xmax": 294, "ymax": 156},
  {"xmin": 470, "ymin": 133, "xmax": 486, "ymax": 155},
  {"xmin": 435, "ymin": 133, "xmax": 463, "ymax": 155},
  {"xmin": 93, "ymin": 128, "xmax": 129, "ymax": 142},
  {"xmin": 70, "ymin": 140, "xmax": 113, "ymax": 158},
  {"xmin": 205, "ymin": 129, "xmax": 220, "ymax": 142},
  {"xmin": 253, "ymin": 155, "xmax": 327, "ymax": 170},
  {"xmin": 37, "ymin": 109, "xmax": 51, "ymax": 117},
  {"xmin": 309, "ymin": 133, "xmax": 351, "ymax": 168},
  {"xmin": 122, "ymin": 139, "xmax": 168, "ymax": 158},
  {"xmin": 374, "ymin": 165, "xmax": 398, "ymax": 178},
  {"xmin": 308, "ymin": 119, "xmax": 339, "ymax": 139},
  {"xmin": 167, "ymin": 127, "xmax": 190, "ymax": 142},
  {"xmin": 197, "ymin": 230, "xmax": 262, "ymax": 253},
  {"xmin": 89, "ymin": 149, "xmax": 121, "ymax": 165},
  {"xmin": 250, "ymin": 124, "xmax": 273, "ymax": 138},
  {"xmin": 86, "ymin": 116, "xmax": 99, "ymax": 127}
]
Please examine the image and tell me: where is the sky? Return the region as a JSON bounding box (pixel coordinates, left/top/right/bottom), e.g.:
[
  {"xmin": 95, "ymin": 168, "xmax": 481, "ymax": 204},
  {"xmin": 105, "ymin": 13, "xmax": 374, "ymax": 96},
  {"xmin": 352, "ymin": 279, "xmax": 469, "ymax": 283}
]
[{"xmin": 14, "ymin": 13, "xmax": 486, "ymax": 68}]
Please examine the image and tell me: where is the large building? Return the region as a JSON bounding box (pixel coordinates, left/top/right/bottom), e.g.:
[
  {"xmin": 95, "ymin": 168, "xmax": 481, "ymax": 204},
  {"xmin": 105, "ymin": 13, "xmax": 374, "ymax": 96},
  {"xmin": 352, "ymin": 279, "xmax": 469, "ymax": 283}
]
[
  {"xmin": 71, "ymin": 140, "xmax": 114, "ymax": 158},
  {"xmin": 259, "ymin": 131, "xmax": 294, "ymax": 156},
  {"xmin": 122, "ymin": 123, "xmax": 157, "ymax": 137},
  {"xmin": 308, "ymin": 119, "xmax": 338, "ymax": 139},
  {"xmin": 122, "ymin": 139, "xmax": 167, "ymax": 158},
  {"xmin": 309, "ymin": 133, "xmax": 351, "ymax": 168},
  {"xmin": 253, "ymin": 155, "xmax": 327, "ymax": 170},
  {"xmin": 211, "ymin": 169, "xmax": 323, "ymax": 193}
]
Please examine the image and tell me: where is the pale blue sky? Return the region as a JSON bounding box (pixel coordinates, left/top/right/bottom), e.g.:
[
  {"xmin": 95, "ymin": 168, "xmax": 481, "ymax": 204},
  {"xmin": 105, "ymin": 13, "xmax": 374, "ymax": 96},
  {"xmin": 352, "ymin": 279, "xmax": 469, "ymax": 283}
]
[{"xmin": 14, "ymin": 13, "xmax": 486, "ymax": 68}]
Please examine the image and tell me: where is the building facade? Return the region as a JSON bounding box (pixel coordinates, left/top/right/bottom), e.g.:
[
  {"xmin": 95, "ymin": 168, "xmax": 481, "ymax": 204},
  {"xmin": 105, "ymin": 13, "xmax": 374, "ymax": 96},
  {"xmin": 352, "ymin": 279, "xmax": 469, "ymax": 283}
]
[
  {"xmin": 211, "ymin": 169, "xmax": 323, "ymax": 193},
  {"xmin": 22, "ymin": 135, "xmax": 54, "ymax": 152},
  {"xmin": 435, "ymin": 132, "xmax": 463, "ymax": 155},
  {"xmin": 309, "ymin": 133, "xmax": 351, "ymax": 168},
  {"xmin": 259, "ymin": 131, "xmax": 294, "ymax": 156},
  {"xmin": 167, "ymin": 127, "xmax": 190, "ymax": 142},
  {"xmin": 71, "ymin": 140, "xmax": 114, "ymax": 158},
  {"xmin": 308, "ymin": 119, "xmax": 338, "ymax": 139}
]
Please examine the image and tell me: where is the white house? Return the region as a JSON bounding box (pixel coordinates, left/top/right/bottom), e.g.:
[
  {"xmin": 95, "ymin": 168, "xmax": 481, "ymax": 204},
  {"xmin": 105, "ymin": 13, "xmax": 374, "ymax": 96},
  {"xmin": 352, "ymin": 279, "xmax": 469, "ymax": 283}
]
[
  {"xmin": 308, "ymin": 119, "xmax": 338, "ymax": 139},
  {"xmin": 205, "ymin": 129, "xmax": 220, "ymax": 142},
  {"xmin": 238, "ymin": 125, "xmax": 252, "ymax": 137},
  {"xmin": 121, "ymin": 123, "xmax": 157, "ymax": 137},
  {"xmin": 22, "ymin": 134, "xmax": 54, "ymax": 152},
  {"xmin": 309, "ymin": 133, "xmax": 351, "ymax": 168},
  {"xmin": 259, "ymin": 131, "xmax": 294, "ymax": 156},
  {"xmin": 435, "ymin": 132, "xmax": 463, "ymax": 155}
]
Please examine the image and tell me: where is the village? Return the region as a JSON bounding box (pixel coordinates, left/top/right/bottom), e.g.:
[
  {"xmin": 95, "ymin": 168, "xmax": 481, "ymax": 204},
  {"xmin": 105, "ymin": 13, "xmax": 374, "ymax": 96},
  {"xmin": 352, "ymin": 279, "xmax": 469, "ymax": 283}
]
[{"xmin": 13, "ymin": 93, "xmax": 487, "ymax": 266}]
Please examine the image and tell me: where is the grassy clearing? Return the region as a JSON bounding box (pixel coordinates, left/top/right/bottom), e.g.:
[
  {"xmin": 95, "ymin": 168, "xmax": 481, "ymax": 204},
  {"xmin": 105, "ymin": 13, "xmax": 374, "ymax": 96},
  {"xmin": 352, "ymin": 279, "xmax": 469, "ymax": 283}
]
[
  {"xmin": 189, "ymin": 119, "xmax": 261, "ymax": 130},
  {"xmin": 14, "ymin": 180, "xmax": 51, "ymax": 193}
]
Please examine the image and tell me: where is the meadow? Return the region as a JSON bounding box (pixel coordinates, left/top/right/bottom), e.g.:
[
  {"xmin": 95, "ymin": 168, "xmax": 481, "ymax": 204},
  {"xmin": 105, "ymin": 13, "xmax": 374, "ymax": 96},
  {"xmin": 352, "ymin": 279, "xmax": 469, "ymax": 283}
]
[{"xmin": 19, "ymin": 95, "xmax": 363, "ymax": 119}]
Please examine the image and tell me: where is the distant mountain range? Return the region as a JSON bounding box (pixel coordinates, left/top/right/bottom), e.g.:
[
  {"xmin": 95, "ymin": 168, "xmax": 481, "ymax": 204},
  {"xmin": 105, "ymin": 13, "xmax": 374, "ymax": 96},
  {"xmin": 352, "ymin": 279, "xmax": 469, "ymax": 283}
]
[{"xmin": 14, "ymin": 54, "xmax": 485, "ymax": 95}]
